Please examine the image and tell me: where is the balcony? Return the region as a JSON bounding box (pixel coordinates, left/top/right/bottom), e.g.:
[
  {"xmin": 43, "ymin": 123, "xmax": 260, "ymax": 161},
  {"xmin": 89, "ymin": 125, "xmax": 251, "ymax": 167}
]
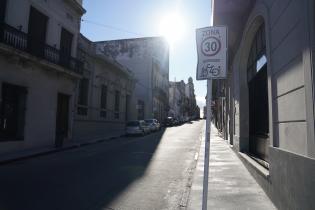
[{"xmin": 0, "ymin": 22, "xmax": 83, "ymax": 75}]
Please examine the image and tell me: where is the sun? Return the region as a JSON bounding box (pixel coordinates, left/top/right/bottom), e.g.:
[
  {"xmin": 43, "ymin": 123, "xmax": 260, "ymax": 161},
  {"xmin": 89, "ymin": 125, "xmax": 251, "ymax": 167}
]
[{"xmin": 159, "ymin": 13, "xmax": 186, "ymax": 45}]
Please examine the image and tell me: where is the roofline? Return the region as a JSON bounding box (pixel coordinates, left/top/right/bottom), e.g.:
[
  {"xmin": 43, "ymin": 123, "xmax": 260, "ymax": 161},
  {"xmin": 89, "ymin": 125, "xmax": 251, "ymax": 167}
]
[
  {"xmin": 94, "ymin": 36, "xmax": 167, "ymax": 44},
  {"xmin": 79, "ymin": 33, "xmax": 91, "ymax": 43},
  {"xmin": 78, "ymin": 34, "xmax": 134, "ymax": 79}
]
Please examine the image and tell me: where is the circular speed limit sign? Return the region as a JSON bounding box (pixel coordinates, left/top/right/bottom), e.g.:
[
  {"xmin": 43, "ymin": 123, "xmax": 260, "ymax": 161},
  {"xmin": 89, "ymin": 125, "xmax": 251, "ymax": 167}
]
[{"xmin": 201, "ymin": 36, "xmax": 221, "ymax": 56}]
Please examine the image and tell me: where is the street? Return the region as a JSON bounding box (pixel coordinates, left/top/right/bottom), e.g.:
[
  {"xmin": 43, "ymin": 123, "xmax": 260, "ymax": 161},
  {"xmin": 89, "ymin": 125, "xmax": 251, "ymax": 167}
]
[{"xmin": 0, "ymin": 120, "xmax": 204, "ymax": 210}]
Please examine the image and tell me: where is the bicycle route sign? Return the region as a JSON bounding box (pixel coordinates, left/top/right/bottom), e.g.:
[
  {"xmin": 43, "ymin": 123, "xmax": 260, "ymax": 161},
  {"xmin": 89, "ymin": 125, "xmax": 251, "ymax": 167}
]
[{"xmin": 196, "ymin": 26, "xmax": 227, "ymax": 80}]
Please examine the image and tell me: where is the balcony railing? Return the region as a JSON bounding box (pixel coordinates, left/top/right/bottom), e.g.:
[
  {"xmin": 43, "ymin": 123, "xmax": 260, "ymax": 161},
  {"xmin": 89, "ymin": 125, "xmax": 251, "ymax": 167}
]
[{"xmin": 0, "ymin": 22, "xmax": 83, "ymax": 74}]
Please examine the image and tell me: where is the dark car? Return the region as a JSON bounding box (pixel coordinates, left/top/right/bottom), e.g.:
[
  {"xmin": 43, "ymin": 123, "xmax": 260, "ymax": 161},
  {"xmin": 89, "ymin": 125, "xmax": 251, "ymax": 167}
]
[{"xmin": 164, "ymin": 117, "xmax": 174, "ymax": 127}]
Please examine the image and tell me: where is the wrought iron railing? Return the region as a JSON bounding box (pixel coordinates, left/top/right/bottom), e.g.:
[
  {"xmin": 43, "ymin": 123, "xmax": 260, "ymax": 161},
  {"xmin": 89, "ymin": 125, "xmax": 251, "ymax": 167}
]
[{"xmin": 0, "ymin": 22, "xmax": 83, "ymax": 74}]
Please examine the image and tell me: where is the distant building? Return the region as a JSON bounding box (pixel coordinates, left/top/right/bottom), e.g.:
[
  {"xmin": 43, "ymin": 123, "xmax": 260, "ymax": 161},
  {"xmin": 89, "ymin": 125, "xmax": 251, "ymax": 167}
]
[
  {"xmin": 212, "ymin": 0, "xmax": 315, "ymax": 209},
  {"xmin": 0, "ymin": 0, "xmax": 85, "ymax": 154},
  {"xmin": 95, "ymin": 37, "xmax": 169, "ymax": 122},
  {"xmin": 72, "ymin": 35, "xmax": 134, "ymax": 142},
  {"xmin": 185, "ymin": 77, "xmax": 199, "ymax": 120},
  {"xmin": 169, "ymin": 81, "xmax": 181, "ymax": 119},
  {"xmin": 169, "ymin": 78, "xmax": 200, "ymax": 121}
]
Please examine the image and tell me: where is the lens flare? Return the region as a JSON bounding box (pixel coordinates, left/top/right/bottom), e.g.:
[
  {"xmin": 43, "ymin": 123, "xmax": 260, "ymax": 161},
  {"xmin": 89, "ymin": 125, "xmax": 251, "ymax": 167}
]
[{"xmin": 159, "ymin": 13, "xmax": 186, "ymax": 45}]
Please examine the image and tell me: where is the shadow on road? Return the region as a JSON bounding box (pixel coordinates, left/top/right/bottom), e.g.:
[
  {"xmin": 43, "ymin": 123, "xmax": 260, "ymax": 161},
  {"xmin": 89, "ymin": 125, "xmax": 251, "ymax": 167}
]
[{"xmin": 0, "ymin": 129, "xmax": 167, "ymax": 210}]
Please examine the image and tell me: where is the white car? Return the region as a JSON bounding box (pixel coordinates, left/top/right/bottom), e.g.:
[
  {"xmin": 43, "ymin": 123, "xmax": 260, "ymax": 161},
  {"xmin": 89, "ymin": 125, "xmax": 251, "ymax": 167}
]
[
  {"xmin": 145, "ymin": 119, "xmax": 161, "ymax": 132},
  {"xmin": 126, "ymin": 120, "xmax": 150, "ymax": 136}
]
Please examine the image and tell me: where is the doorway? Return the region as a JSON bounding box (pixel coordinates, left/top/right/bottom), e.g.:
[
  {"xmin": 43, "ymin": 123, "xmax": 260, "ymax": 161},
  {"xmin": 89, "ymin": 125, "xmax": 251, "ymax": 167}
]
[
  {"xmin": 55, "ymin": 93, "xmax": 70, "ymax": 147},
  {"xmin": 0, "ymin": 83, "xmax": 27, "ymax": 141},
  {"xmin": 248, "ymin": 65, "xmax": 269, "ymax": 161},
  {"xmin": 247, "ymin": 24, "xmax": 269, "ymax": 162}
]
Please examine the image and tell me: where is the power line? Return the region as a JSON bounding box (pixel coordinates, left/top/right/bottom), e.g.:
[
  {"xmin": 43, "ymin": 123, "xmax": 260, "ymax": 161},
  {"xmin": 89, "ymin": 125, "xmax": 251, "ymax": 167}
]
[{"xmin": 81, "ymin": 19, "xmax": 144, "ymax": 36}]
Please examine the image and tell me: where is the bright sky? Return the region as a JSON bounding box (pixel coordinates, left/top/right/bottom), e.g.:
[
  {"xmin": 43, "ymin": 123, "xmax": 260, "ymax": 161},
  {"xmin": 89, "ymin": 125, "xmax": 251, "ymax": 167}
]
[{"xmin": 80, "ymin": 0, "xmax": 212, "ymax": 110}]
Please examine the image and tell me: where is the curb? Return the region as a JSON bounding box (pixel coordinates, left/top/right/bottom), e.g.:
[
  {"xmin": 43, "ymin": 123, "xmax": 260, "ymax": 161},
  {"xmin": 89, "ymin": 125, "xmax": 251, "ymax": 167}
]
[{"xmin": 184, "ymin": 123, "xmax": 205, "ymax": 209}]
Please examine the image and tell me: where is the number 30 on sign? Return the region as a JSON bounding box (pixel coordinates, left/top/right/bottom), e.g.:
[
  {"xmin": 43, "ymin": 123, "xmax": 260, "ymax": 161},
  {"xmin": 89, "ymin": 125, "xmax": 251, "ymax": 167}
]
[{"xmin": 201, "ymin": 37, "xmax": 221, "ymax": 56}]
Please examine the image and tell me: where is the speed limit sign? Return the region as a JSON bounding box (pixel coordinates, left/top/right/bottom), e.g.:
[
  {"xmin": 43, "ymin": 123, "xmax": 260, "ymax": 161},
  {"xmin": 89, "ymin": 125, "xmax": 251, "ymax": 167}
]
[{"xmin": 196, "ymin": 26, "xmax": 227, "ymax": 80}]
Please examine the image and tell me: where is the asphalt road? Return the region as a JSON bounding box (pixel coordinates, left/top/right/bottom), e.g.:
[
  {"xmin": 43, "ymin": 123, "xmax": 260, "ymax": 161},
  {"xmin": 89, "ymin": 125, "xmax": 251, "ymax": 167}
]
[{"xmin": 0, "ymin": 120, "xmax": 204, "ymax": 210}]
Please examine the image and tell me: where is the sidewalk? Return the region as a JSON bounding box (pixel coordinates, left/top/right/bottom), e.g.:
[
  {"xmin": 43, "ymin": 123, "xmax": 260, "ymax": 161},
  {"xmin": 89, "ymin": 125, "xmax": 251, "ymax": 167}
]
[{"xmin": 187, "ymin": 124, "xmax": 277, "ymax": 210}]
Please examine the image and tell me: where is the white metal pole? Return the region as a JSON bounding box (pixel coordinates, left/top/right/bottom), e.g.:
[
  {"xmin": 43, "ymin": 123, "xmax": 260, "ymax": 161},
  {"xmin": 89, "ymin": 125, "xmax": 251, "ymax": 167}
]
[{"xmin": 202, "ymin": 79, "xmax": 212, "ymax": 210}]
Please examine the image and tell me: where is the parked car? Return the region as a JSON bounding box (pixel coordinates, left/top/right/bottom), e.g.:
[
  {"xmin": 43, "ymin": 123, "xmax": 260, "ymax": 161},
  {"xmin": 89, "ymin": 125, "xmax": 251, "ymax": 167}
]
[
  {"xmin": 126, "ymin": 120, "xmax": 150, "ymax": 136},
  {"xmin": 145, "ymin": 119, "xmax": 161, "ymax": 132},
  {"xmin": 165, "ymin": 117, "xmax": 174, "ymax": 127},
  {"xmin": 173, "ymin": 118, "xmax": 180, "ymax": 126}
]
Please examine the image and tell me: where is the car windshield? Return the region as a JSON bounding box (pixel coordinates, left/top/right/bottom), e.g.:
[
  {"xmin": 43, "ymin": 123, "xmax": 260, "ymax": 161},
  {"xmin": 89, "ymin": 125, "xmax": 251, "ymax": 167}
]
[
  {"xmin": 126, "ymin": 121, "xmax": 139, "ymax": 126},
  {"xmin": 145, "ymin": 119, "xmax": 154, "ymax": 123}
]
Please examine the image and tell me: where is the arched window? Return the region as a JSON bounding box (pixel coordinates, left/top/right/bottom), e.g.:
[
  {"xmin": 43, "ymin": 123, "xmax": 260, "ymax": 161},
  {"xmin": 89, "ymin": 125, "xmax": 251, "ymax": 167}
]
[{"xmin": 247, "ymin": 24, "xmax": 267, "ymax": 81}]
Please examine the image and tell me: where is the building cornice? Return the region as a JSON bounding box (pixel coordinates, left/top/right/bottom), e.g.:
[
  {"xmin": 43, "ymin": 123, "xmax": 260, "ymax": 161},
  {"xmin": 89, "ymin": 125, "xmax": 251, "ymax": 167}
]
[{"xmin": 64, "ymin": 0, "xmax": 86, "ymax": 15}]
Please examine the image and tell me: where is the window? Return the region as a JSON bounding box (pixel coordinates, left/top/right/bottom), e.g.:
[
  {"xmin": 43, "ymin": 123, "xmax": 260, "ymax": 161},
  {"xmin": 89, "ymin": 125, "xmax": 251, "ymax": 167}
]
[
  {"xmin": 114, "ymin": 90, "xmax": 120, "ymax": 119},
  {"xmin": 28, "ymin": 7, "xmax": 48, "ymax": 57},
  {"xmin": 60, "ymin": 28, "xmax": 73, "ymax": 67},
  {"xmin": 0, "ymin": 83, "xmax": 27, "ymax": 141},
  {"xmin": 125, "ymin": 94, "xmax": 130, "ymax": 121},
  {"xmin": 77, "ymin": 78, "xmax": 89, "ymax": 115},
  {"xmin": 100, "ymin": 85, "xmax": 107, "ymax": 118},
  {"xmin": 0, "ymin": 0, "xmax": 7, "ymax": 23},
  {"xmin": 247, "ymin": 24, "xmax": 266, "ymax": 81}
]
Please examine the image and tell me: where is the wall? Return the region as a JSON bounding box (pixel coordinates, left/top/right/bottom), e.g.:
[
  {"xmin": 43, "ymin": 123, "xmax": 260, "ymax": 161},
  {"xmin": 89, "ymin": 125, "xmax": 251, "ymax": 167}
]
[
  {"xmin": 269, "ymin": 0, "xmax": 308, "ymax": 155},
  {"xmin": 0, "ymin": 53, "xmax": 77, "ymax": 155}
]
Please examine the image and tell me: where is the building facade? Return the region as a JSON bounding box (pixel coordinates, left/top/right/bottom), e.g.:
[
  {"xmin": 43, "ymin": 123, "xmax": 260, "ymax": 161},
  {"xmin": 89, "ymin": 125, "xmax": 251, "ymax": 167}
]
[
  {"xmin": 0, "ymin": 0, "xmax": 85, "ymax": 155},
  {"xmin": 95, "ymin": 37, "xmax": 169, "ymax": 122},
  {"xmin": 72, "ymin": 35, "xmax": 134, "ymax": 142},
  {"xmin": 212, "ymin": 0, "xmax": 315, "ymax": 209}
]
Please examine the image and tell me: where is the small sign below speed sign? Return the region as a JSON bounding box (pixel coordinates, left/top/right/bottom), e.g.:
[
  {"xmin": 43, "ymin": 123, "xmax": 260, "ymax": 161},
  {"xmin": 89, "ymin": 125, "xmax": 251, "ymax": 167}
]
[{"xmin": 196, "ymin": 26, "xmax": 227, "ymax": 80}]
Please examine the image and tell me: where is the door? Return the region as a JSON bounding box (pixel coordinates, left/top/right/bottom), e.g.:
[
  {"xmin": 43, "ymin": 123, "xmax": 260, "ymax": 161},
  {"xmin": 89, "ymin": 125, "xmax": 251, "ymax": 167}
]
[
  {"xmin": 59, "ymin": 28, "xmax": 73, "ymax": 67},
  {"xmin": 0, "ymin": 83, "xmax": 27, "ymax": 141},
  {"xmin": 55, "ymin": 93, "xmax": 70, "ymax": 147},
  {"xmin": 248, "ymin": 65, "xmax": 269, "ymax": 161},
  {"xmin": 28, "ymin": 7, "xmax": 48, "ymax": 57}
]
